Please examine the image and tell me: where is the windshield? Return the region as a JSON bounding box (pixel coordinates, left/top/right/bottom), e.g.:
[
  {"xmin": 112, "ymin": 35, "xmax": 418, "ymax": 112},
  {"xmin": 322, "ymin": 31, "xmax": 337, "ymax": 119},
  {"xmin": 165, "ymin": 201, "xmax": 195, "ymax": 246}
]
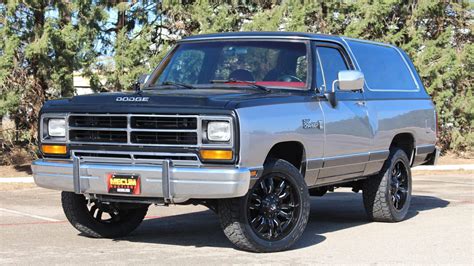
[{"xmin": 151, "ymin": 41, "xmax": 309, "ymax": 89}]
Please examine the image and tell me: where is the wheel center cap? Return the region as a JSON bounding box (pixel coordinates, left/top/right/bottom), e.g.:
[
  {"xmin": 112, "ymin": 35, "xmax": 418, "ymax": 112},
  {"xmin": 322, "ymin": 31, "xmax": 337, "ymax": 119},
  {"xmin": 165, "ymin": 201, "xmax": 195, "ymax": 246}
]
[
  {"xmin": 262, "ymin": 196, "xmax": 279, "ymax": 214},
  {"xmin": 393, "ymin": 180, "xmax": 399, "ymax": 191}
]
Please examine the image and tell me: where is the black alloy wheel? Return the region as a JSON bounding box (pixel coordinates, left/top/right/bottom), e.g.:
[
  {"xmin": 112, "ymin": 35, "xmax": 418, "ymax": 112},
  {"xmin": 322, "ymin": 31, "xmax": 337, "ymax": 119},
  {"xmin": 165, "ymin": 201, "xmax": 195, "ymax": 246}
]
[
  {"xmin": 88, "ymin": 200, "xmax": 126, "ymax": 224},
  {"xmin": 390, "ymin": 161, "xmax": 409, "ymax": 210},
  {"xmin": 247, "ymin": 175, "xmax": 301, "ymax": 241},
  {"xmin": 218, "ymin": 159, "xmax": 310, "ymax": 252},
  {"xmin": 363, "ymin": 148, "xmax": 412, "ymax": 222},
  {"xmin": 61, "ymin": 191, "xmax": 148, "ymax": 238}
]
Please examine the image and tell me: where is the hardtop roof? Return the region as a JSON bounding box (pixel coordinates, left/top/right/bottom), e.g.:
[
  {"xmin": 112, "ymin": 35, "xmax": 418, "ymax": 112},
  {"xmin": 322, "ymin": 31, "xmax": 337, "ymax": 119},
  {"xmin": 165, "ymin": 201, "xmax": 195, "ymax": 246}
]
[
  {"xmin": 180, "ymin": 31, "xmax": 390, "ymax": 47},
  {"xmin": 181, "ymin": 31, "xmax": 342, "ymax": 42}
]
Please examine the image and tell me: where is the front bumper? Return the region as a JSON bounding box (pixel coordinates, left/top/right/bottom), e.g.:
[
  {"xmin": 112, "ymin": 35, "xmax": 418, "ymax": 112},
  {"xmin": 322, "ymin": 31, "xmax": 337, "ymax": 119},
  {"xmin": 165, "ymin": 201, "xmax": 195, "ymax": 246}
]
[{"xmin": 32, "ymin": 159, "xmax": 251, "ymax": 203}]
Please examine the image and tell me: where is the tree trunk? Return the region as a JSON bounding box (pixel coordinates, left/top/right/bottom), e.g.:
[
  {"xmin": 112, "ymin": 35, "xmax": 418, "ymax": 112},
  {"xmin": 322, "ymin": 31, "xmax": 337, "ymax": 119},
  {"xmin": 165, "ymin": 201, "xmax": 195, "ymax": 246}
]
[{"xmin": 31, "ymin": 1, "xmax": 47, "ymax": 102}]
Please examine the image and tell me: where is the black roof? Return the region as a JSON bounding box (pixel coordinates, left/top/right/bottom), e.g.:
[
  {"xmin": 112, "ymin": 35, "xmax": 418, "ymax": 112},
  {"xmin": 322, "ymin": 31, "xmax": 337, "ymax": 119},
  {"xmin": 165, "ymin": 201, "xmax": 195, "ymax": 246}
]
[{"xmin": 181, "ymin": 31, "xmax": 343, "ymax": 42}]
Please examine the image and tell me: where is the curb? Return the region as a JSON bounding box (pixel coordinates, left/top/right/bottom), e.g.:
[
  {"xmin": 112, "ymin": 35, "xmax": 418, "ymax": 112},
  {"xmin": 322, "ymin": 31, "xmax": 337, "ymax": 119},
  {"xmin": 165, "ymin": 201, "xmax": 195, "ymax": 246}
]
[
  {"xmin": 412, "ymin": 164, "xmax": 474, "ymax": 171},
  {"xmin": 0, "ymin": 164, "xmax": 472, "ymax": 183}
]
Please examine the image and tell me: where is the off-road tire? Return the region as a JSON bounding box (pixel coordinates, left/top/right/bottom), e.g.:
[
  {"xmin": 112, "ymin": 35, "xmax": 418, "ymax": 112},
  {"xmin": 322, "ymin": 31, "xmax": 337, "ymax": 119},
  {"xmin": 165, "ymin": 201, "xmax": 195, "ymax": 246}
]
[
  {"xmin": 218, "ymin": 159, "xmax": 310, "ymax": 252},
  {"xmin": 363, "ymin": 148, "xmax": 412, "ymax": 222},
  {"xmin": 61, "ymin": 192, "xmax": 148, "ymax": 238}
]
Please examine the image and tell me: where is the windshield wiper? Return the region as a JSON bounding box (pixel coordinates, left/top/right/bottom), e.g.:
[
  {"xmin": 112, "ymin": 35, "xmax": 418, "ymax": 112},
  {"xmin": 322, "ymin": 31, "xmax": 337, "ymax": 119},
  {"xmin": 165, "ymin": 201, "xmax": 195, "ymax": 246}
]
[
  {"xmin": 210, "ymin": 79, "xmax": 271, "ymax": 93},
  {"xmin": 161, "ymin": 81, "xmax": 196, "ymax": 90}
]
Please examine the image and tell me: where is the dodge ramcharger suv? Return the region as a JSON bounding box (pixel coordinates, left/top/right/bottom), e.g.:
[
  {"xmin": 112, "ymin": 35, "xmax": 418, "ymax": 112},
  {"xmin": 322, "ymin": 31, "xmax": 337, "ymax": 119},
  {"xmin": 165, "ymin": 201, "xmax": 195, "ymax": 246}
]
[{"xmin": 32, "ymin": 32, "xmax": 438, "ymax": 252}]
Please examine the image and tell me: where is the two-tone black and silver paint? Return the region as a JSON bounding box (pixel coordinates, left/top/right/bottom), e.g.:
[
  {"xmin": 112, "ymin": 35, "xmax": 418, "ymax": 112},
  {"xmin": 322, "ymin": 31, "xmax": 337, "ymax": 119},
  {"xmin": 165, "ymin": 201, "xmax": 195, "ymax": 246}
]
[{"xmin": 32, "ymin": 32, "xmax": 437, "ymax": 202}]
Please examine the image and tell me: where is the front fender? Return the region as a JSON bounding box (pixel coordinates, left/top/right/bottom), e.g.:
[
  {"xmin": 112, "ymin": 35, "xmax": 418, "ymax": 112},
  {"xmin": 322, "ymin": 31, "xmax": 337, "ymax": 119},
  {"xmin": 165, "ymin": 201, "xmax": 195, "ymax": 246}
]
[{"xmin": 236, "ymin": 101, "xmax": 324, "ymax": 168}]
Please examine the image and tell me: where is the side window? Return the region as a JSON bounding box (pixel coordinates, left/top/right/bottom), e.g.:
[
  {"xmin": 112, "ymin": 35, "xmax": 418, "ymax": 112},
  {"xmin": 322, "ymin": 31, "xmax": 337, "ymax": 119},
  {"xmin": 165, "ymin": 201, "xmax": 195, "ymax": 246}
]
[
  {"xmin": 317, "ymin": 46, "xmax": 348, "ymax": 91},
  {"xmin": 348, "ymin": 41, "xmax": 417, "ymax": 91}
]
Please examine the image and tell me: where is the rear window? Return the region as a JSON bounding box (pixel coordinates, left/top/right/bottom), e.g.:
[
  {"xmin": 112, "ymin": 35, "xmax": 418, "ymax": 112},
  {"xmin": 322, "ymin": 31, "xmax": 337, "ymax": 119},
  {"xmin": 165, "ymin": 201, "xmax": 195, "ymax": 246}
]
[{"xmin": 348, "ymin": 41, "xmax": 418, "ymax": 91}]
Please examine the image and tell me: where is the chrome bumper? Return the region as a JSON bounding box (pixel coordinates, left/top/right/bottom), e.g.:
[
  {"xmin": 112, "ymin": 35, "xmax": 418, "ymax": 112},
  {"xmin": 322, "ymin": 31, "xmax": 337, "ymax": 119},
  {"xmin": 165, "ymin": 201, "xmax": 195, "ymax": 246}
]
[{"xmin": 32, "ymin": 159, "xmax": 251, "ymax": 203}]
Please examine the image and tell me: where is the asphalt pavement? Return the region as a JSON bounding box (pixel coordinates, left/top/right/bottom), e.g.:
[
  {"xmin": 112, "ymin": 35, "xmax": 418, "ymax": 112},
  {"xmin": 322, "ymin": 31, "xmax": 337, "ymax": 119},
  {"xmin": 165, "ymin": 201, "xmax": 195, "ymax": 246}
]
[{"xmin": 0, "ymin": 173, "xmax": 473, "ymax": 265}]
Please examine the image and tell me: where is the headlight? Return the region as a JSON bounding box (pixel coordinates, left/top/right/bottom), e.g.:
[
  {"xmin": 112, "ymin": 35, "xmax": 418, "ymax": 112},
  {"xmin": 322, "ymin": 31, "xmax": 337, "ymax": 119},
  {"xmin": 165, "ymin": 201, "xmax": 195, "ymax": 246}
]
[
  {"xmin": 207, "ymin": 121, "xmax": 231, "ymax": 142},
  {"xmin": 48, "ymin": 119, "xmax": 66, "ymax": 137}
]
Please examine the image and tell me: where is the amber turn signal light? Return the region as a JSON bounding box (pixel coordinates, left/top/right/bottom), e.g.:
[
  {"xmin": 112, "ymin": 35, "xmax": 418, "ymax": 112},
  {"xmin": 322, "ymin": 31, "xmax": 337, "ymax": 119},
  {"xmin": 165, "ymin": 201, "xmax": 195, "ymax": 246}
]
[
  {"xmin": 200, "ymin": 150, "xmax": 233, "ymax": 160},
  {"xmin": 41, "ymin": 144, "xmax": 67, "ymax": 155}
]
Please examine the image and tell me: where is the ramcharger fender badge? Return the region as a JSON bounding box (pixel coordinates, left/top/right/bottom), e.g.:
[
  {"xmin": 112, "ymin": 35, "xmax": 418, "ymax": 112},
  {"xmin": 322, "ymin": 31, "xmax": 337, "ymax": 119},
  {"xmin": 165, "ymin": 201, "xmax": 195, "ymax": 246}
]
[
  {"xmin": 302, "ymin": 119, "xmax": 321, "ymax": 129},
  {"xmin": 116, "ymin": 96, "xmax": 149, "ymax": 102}
]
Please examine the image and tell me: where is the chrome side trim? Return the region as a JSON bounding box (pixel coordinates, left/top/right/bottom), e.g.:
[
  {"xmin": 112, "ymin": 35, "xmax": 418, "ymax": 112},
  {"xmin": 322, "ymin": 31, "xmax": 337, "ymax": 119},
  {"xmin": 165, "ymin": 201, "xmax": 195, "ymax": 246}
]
[
  {"xmin": 306, "ymin": 150, "xmax": 389, "ymax": 170},
  {"xmin": 416, "ymin": 144, "xmax": 436, "ymax": 155},
  {"xmin": 306, "ymin": 158, "xmax": 324, "ymax": 170},
  {"xmin": 369, "ymin": 150, "xmax": 390, "ymax": 162},
  {"xmin": 323, "ymin": 153, "xmax": 369, "ymax": 168}
]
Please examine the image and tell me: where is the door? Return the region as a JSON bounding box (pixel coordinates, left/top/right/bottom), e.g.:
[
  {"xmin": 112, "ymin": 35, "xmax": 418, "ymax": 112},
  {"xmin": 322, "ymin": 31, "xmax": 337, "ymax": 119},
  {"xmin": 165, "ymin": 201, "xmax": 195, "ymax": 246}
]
[{"xmin": 314, "ymin": 43, "xmax": 373, "ymax": 184}]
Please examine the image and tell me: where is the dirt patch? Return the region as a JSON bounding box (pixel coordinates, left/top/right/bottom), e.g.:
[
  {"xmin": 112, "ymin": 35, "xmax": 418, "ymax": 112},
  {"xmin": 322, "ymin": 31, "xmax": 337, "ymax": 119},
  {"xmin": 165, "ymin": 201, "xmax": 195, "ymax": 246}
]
[
  {"xmin": 413, "ymin": 170, "xmax": 474, "ymax": 176},
  {"xmin": 0, "ymin": 183, "xmax": 37, "ymax": 191},
  {"xmin": 438, "ymin": 152, "xmax": 474, "ymax": 165},
  {"xmin": 0, "ymin": 165, "xmax": 33, "ymax": 177}
]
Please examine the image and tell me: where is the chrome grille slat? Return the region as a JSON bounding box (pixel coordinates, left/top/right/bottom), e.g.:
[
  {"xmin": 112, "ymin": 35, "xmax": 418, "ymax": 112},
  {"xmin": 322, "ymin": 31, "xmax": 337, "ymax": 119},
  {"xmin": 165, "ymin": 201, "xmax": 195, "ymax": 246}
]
[
  {"xmin": 69, "ymin": 127, "xmax": 128, "ymax": 131},
  {"xmin": 131, "ymin": 116, "xmax": 197, "ymax": 130},
  {"xmin": 69, "ymin": 116, "xmax": 127, "ymax": 128},
  {"xmin": 72, "ymin": 150, "xmax": 200, "ymax": 166},
  {"xmin": 69, "ymin": 130, "xmax": 128, "ymax": 143},
  {"xmin": 131, "ymin": 131, "xmax": 197, "ymax": 145}
]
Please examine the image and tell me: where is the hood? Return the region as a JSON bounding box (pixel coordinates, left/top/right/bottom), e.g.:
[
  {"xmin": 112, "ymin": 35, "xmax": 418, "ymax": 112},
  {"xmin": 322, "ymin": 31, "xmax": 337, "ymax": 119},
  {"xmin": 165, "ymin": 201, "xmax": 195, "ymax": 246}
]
[{"xmin": 41, "ymin": 88, "xmax": 310, "ymax": 114}]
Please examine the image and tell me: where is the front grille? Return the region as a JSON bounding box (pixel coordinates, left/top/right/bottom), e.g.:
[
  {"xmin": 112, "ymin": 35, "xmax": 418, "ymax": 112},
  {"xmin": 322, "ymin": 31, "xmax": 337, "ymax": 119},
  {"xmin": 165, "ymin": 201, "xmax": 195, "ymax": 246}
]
[
  {"xmin": 69, "ymin": 130, "xmax": 127, "ymax": 143},
  {"xmin": 67, "ymin": 114, "xmax": 199, "ymax": 146},
  {"xmin": 131, "ymin": 132, "xmax": 197, "ymax": 145},
  {"xmin": 69, "ymin": 116, "xmax": 127, "ymax": 128},
  {"xmin": 131, "ymin": 117, "xmax": 197, "ymax": 129}
]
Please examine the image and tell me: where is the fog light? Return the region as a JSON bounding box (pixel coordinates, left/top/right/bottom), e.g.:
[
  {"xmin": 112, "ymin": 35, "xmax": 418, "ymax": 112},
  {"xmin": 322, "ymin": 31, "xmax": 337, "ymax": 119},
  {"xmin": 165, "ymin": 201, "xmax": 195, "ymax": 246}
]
[
  {"xmin": 41, "ymin": 145, "xmax": 67, "ymax": 155},
  {"xmin": 200, "ymin": 150, "xmax": 233, "ymax": 160}
]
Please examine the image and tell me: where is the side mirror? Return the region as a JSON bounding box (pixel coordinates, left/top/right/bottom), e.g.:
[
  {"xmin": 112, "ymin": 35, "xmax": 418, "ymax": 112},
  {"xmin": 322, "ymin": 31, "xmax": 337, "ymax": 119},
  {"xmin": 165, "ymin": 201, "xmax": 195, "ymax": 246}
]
[
  {"xmin": 131, "ymin": 74, "xmax": 150, "ymax": 92},
  {"xmin": 337, "ymin": 70, "xmax": 365, "ymax": 92},
  {"xmin": 325, "ymin": 70, "xmax": 364, "ymax": 107},
  {"xmin": 325, "ymin": 91, "xmax": 337, "ymax": 107}
]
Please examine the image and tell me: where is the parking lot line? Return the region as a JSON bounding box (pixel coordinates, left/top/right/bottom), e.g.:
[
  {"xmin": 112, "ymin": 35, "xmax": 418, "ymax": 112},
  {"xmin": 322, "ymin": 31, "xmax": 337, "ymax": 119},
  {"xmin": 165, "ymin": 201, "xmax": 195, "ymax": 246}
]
[
  {"xmin": 0, "ymin": 207, "xmax": 60, "ymax": 222},
  {"xmin": 0, "ymin": 220, "xmax": 67, "ymax": 227}
]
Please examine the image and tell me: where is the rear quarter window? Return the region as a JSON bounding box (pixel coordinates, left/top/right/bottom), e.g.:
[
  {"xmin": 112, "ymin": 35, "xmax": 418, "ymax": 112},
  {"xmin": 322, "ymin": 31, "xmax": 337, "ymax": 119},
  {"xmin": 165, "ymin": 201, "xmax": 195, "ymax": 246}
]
[{"xmin": 347, "ymin": 40, "xmax": 418, "ymax": 91}]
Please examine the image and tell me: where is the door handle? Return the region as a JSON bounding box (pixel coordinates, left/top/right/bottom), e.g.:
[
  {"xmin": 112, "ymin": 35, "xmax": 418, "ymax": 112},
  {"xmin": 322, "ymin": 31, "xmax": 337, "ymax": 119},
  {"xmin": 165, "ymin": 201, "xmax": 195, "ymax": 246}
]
[{"xmin": 356, "ymin": 101, "xmax": 366, "ymax": 106}]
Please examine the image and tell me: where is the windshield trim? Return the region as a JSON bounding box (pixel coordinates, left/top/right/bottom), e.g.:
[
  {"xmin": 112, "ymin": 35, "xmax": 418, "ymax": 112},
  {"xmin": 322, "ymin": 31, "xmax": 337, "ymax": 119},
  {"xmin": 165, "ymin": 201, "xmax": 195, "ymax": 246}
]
[
  {"xmin": 144, "ymin": 83, "xmax": 306, "ymax": 91},
  {"xmin": 144, "ymin": 39, "xmax": 313, "ymax": 92}
]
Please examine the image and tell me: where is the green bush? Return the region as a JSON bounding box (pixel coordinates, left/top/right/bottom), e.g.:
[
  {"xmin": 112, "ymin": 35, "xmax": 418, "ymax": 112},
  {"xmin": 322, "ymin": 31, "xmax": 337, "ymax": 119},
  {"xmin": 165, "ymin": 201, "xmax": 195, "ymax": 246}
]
[{"xmin": 0, "ymin": 0, "xmax": 472, "ymax": 163}]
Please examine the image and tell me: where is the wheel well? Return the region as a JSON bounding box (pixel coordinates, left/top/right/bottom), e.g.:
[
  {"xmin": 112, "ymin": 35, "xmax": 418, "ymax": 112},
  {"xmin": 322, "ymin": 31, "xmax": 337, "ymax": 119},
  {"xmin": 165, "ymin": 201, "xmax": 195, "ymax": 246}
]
[
  {"xmin": 265, "ymin": 141, "xmax": 305, "ymax": 173},
  {"xmin": 390, "ymin": 133, "xmax": 415, "ymax": 160}
]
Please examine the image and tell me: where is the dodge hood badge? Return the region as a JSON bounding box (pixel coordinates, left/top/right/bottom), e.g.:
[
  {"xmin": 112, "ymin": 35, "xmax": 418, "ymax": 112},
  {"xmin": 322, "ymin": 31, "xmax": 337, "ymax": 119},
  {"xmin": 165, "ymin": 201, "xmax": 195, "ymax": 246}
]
[{"xmin": 116, "ymin": 96, "xmax": 149, "ymax": 102}]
